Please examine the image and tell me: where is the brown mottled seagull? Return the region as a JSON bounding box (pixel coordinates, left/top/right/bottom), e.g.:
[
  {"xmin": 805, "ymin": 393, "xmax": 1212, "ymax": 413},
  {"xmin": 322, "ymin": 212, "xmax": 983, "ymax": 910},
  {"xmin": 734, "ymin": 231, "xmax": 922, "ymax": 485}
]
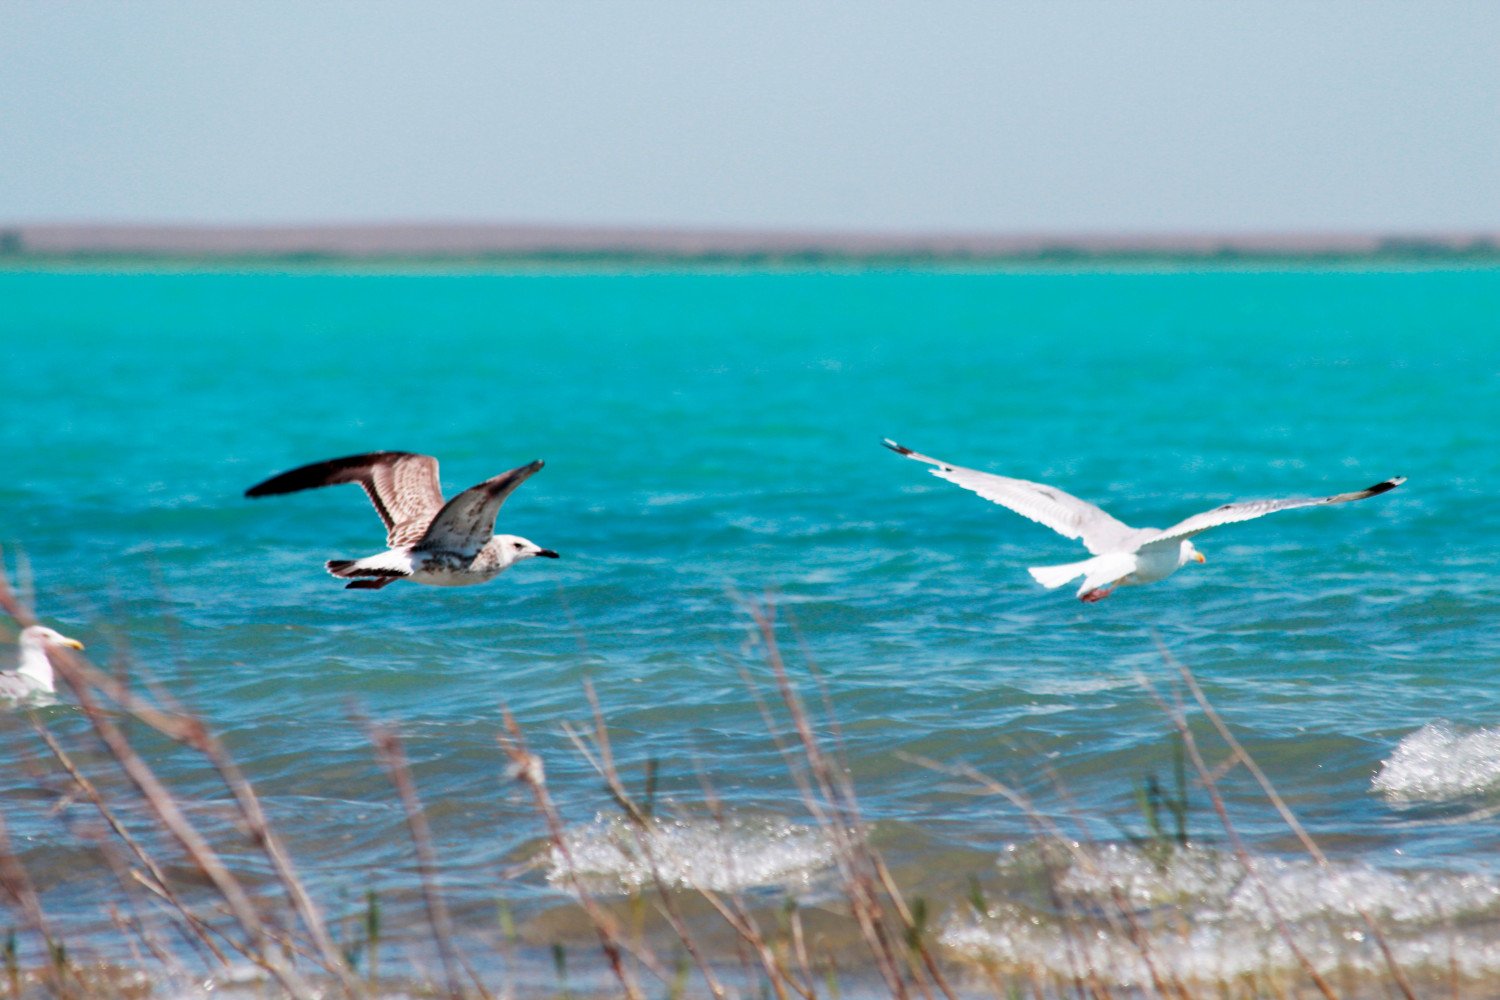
[
  {"xmin": 883, "ymin": 439, "xmax": 1403, "ymax": 603},
  {"xmin": 246, "ymin": 452, "xmax": 558, "ymax": 590},
  {"xmin": 1, "ymin": 625, "xmax": 85, "ymax": 702}
]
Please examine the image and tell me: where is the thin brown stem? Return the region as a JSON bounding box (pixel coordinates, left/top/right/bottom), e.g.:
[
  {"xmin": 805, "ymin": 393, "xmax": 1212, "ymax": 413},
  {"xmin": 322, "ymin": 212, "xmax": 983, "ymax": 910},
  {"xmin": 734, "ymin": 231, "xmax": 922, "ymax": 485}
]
[
  {"xmin": 1138, "ymin": 672, "xmax": 1339, "ymax": 1000},
  {"xmin": 1161, "ymin": 652, "xmax": 1416, "ymax": 1000},
  {"xmin": 52, "ymin": 651, "xmax": 317, "ymax": 999},
  {"xmin": 565, "ymin": 684, "xmax": 730, "ymax": 1000},
  {"xmin": 29, "ymin": 719, "xmax": 229, "ymax": 970},
  {"xmin": 367, "ymin": 723, "xmax": 487, "ymax": 1000},
  {"xmin": 499, "ymin": 709, "xmax": 647, "ymax": 1000}
]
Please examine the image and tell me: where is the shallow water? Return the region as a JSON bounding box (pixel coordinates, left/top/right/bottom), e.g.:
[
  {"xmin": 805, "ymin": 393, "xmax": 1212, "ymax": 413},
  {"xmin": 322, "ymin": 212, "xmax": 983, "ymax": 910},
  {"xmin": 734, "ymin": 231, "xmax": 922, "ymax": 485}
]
[{"xmin": 2, "ymin": 262, "xmax": 1498, "ymax": 986}]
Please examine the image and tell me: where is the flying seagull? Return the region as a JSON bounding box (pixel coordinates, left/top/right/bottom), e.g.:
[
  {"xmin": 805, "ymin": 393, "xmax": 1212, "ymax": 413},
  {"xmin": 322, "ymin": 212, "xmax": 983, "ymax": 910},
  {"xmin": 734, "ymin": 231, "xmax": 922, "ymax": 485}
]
[
  {"xmin": 1, "ymin": 625, "xmax": 84, "ymax": 702},
  {"xmin": 883, "ymin": 439, "xmax": 1403, "ymax": 602},
  {"xmin": 246, "ymin": 451, "xmax": 559, "ymax": 590}
]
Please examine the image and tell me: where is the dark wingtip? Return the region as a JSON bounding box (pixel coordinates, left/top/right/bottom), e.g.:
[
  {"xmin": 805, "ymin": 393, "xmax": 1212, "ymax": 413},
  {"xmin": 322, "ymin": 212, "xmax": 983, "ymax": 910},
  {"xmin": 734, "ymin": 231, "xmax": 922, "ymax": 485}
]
[
  {"xmin": 243, "ymin": 451, "xmax": 422, "ymax": 499},
  {"xmin": 1367, "ymin": 476, "xmax": 1405, "ymax": 496},
  {"xmin": 882, "ymin": 438, "xmax": 913, "ymax": 456}
]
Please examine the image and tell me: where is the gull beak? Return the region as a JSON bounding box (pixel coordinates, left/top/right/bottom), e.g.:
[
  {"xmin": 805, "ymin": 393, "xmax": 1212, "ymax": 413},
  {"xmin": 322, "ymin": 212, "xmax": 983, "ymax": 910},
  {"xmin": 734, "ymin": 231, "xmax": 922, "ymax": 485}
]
[
  {"xmin": 1194, "ymin": 551, "xmax": 1207, "ymax": 564},
  {"xmin": 537, "ymin": 549, "xmax": 560, "ymax": 559},
  {"xmin": 61, "ymin": 638, "xmax": 85, "ymax": 650}
]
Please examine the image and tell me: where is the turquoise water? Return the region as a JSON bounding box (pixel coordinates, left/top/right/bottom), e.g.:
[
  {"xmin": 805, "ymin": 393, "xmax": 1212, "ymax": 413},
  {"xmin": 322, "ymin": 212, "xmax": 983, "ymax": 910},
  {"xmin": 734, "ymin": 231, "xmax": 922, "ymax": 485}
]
[{"xmin": 2, "ymin": 263, "xmax": 1498, "ymax": 979}]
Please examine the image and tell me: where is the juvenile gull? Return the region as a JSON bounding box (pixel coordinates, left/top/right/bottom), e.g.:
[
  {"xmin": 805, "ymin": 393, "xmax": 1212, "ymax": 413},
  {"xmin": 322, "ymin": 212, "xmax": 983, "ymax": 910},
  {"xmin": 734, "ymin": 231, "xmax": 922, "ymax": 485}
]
[
  {"xmin": 0, "ymin": 625, "xmax": 84, "ymax": 702},
  {"xmin": 246, "ymin": 451, "xmax": 558, "ymax": 590},
  {"xmin": 883, "ymin": 439, "xmax": 1403, "ymax": 603}
]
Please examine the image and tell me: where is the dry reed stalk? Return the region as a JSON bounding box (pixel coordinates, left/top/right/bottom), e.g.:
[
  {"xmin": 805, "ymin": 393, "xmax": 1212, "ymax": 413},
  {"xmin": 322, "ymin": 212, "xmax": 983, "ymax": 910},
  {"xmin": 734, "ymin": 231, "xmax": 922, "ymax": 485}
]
[
  {"xmin": 737, "ymin": 639, "xmax": 906, "ymax": 997},
  {"xmin": 562, "ymin": 682, "xmax": 732, "ymax": 1000},
  {"xmin": 738, "ymin": 667, "xmax": 913, "ymax": 1000},
  {"xmin": 0, "ymin": 551, "xmax": 36, "ymax": 630},
  {"xmin": 498, "ymin": 708, "xmax": 649, "ymax": 1000},
  {"xmin": 48, "ymin": 648, "xmax": 319, "ymax": 999},
  {"xmin": 6, "ymin": 559, "xmax": 364, "ymax": 995},
  {"xmin": 367, "ymin": 722, "xmax": 489, "ymax": 1000},
  {"xmin": 742, "ymin": 596, "xmax": 943, "ymax": 1000},
  {"xmin": 779, "ymin": 603, "xmax": 960, "ymax": 1000},
  {"xmin": 907, "ymin": 753, "xmax": 1175, "ymax": 1000},
  {"xmin": 1136, "ymin": 673, "xmax": 1339, "ymax": 1000},
  {"xmin": 194, "ymin": 728, "xmax": 366, "ymax": 998},
  {"xmin": 0, "ymin": 811, "xmax": 71, "ymax": 997},
  {"xmin": 687, "ymin": 770, "xmax": 820, "ymax": 1000},
  {"xmin": 1157, "ymin": 651, "xmax": 1417, "ymax": 1000},
  {"xmin": 28, "ymin": 722, "xmax": 231, "ymax": 970},
  {"xmin": 1036, "ymin": 754, "xmax": 1195, "ymax": 1000}
]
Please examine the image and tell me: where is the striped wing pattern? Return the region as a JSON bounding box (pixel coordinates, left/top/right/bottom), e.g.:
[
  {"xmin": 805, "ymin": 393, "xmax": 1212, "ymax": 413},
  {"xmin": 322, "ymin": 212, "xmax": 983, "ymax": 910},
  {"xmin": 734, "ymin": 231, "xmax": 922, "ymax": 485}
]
[
  {"xmin": 1149, "ymin": 477, "xmax": 1405, "ymax": 545},
  {"xmin": 245, "ymin": 451, "xmax": 447, "ymax": 546},
  {"xmin": 883, "ymin": 440, "xmax": 1138, "ymax": 555},
  {"xmin": 417, "ymin": 460, "xmax": 545, "ymax": 554}
]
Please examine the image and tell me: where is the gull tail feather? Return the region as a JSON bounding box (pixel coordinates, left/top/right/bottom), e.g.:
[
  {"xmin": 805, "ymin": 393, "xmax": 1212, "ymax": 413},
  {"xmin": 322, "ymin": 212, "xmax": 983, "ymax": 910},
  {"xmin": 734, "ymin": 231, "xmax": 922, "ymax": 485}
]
[
  {"xmin": 344, "ymin": 577, "xmax": 399, "ymax": 590},
  {"xmin": 1028, "ymin": 558, "xmax": 1096, "ymax": 589},
  {"xmin": 326, "ymin": 551, "xmax": 413, "ymax": 581}
]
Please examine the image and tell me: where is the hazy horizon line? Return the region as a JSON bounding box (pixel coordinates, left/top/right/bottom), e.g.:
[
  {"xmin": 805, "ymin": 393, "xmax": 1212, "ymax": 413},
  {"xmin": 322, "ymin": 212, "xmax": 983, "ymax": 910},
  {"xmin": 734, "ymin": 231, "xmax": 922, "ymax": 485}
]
[{"xmin": 5, "ymin": 220, "xmax": 1498, "ymax": 260}]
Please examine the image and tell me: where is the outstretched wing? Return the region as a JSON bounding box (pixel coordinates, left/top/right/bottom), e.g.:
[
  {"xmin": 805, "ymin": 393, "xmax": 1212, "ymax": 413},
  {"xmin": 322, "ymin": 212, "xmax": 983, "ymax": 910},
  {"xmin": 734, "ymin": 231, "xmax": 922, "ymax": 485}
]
[
  {"xmin": 245, "ymin": 452, "xmax": 446, "ymax": 547},
  {"xmin": 1148, "ymin": 476, "xmax": 1404, "ymax": 545},
  {"xmin": 416, "ymin": 460, "xmax": 544, "ymax": 554},
  {"xmin": 883, "ymin": 439, "xmax": 1138, "ymax": 554}
]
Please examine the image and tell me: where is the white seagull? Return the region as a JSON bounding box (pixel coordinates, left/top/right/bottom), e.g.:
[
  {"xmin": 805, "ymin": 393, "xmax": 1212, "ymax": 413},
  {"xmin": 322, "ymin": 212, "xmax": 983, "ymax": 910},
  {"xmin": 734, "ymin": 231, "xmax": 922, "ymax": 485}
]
[
  {"xmin": 1, "ymin": 625, "xmax": 85, "ymax": 702},
  {"xmin": 246, "ymin": 451, "xmax": 558, "ymax": 590},
  {"xmin": 883, "ymin": 439, "xmax": 1403, "ymax": 602}
]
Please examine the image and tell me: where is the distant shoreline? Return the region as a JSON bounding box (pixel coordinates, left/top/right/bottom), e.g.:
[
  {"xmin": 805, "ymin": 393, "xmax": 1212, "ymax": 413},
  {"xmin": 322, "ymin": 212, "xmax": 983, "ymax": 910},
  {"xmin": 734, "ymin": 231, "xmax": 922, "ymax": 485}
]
[{"xmin": 2, "ymin": 222, "xmax": 1498, "ymax": 265}]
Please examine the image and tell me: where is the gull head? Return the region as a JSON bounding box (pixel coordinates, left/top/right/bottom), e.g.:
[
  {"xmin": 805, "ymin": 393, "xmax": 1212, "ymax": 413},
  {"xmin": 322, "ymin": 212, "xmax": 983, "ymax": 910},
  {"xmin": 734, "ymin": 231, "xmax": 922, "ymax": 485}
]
[
  {"xmin": 15, "ymin": 625, "xmax": 85, "ymax": 693},
  {"xmin": 20, "ymin": 625, "xmax": 85, "ymax": 652},
  {"xmin": 496, "ymin": 534, "xmax": 560, "ymax": 564},
  {"xmin": 1179, "ymin": 541, "xmax": 1207, "ymax": 567}
]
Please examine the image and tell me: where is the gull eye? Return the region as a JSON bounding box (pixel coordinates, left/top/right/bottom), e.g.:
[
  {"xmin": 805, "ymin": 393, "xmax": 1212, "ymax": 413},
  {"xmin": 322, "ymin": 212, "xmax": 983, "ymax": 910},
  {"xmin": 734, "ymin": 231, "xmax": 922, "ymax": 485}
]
[{"xmin": 512, "ymin": 541, "xmax": 524, "ymax": 549}]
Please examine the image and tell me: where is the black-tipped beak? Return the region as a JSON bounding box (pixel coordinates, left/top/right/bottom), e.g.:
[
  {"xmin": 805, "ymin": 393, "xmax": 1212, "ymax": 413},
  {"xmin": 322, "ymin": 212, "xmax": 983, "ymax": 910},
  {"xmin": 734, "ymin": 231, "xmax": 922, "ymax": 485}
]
[{"xmin": 537, "ymin": 549, "xmax": 560, "ymax": 559}]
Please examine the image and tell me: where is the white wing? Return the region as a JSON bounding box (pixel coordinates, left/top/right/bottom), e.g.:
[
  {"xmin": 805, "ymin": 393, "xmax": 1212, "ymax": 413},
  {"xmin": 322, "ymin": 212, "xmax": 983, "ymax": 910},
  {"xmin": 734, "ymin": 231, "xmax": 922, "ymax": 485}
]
[
  {"xmin": 883, "ymin": 440, "xmax": 1138, "ymax": 555},
  {"xmin": 1147, "ymin": 477, "xmax": 1404, "ymax": 545},
  {"xmin": 416, "ymin": 460, "xmax": 544, "ymax": 554}
]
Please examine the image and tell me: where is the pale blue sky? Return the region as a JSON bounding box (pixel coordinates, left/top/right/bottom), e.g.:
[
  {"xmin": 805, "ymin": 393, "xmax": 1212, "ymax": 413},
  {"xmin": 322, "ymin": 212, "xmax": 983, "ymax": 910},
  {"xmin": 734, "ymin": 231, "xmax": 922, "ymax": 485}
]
[{"xmin": 2, "ymin": 1, "xmax": 1496, "ymax": 233}]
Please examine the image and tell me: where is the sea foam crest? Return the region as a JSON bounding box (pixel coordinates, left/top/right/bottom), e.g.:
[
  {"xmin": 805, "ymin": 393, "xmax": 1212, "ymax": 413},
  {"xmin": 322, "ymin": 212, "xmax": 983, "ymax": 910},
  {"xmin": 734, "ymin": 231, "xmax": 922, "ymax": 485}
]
[
  {"xmin": 1372, "ymin": 721, "xmax": 1500, "ymax": 803},
  {"xmin": 547, "ymin": 813, "xmax": 838, "ymax": 894},
  {"xmin": 942, "ymin": 840, "xmax": 1500, "ymax": 984}
]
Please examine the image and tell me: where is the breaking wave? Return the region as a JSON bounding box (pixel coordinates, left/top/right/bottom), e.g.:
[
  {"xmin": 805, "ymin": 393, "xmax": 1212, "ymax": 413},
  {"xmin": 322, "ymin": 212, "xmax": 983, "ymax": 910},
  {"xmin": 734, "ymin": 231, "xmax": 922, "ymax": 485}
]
[
  {"xmin": 546, "ymin": 813, "xmax": 839, "ymax": 894},
  {"xmin": 1373, "ymin": 721, "xmax": 1500, "ymax": 803},
  {"xmin": 942, "ymin": 840, "xmax": 1500, "ymax": 984}
]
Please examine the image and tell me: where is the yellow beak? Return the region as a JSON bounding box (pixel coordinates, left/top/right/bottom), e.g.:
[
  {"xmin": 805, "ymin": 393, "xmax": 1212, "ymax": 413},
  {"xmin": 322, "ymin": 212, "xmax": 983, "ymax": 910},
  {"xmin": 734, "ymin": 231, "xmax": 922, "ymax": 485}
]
[
  {"xmin": 1194, "ymin": 551, "xmax": 1207, "ymax": 564},
  {"xmin": 62, "ymin": 639, "xmax": 85, "ymax": 650}
]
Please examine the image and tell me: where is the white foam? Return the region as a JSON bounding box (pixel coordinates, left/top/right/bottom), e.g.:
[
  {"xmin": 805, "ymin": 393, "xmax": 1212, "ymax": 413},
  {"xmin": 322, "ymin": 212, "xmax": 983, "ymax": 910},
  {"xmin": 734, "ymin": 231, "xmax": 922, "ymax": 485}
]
[
  {"xmin": 1373, "ymin": 721, "xmax": 1500, "ymax": 803},
  {"xmin": 942, "ymin": 840, "xmax": 1500, "ymax": 984},
  {"xmin": 547, "ymin": 813, "xmax": 838, "ymax": 894}
]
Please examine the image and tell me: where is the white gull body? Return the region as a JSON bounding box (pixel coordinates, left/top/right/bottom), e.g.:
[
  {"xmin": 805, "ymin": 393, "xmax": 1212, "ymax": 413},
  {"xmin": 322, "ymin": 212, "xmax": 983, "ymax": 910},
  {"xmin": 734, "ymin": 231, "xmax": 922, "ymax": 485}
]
[
  {"xmin": 246, "ymin": 451, "xmax": 558, "ymax": 590},
  {"xmin": 884, "ymin": 439, "xmax": 1403, "ymax": 603},
  {"xmin": 0, "ymin": 625, "xmax": 85, "ymax": 702}
]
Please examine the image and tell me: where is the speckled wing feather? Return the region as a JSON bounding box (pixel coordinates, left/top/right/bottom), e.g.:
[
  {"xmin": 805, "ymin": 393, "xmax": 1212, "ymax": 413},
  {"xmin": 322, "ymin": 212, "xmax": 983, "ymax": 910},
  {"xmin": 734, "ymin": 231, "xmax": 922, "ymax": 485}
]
[
  {"xmin": 883, "ymin": 439, "xmax": 1138, "ymax": 555},
  {"xmin": 245, "ymin": 452, "xmax": 447, "ymax": 547},
  {"xmin": 416, "ymin": 460, "xmax": 544, "ymax": 555},
  {"xmin": 1147, "ymin": 476, "xmax": 1405, "ymax": 545}
]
